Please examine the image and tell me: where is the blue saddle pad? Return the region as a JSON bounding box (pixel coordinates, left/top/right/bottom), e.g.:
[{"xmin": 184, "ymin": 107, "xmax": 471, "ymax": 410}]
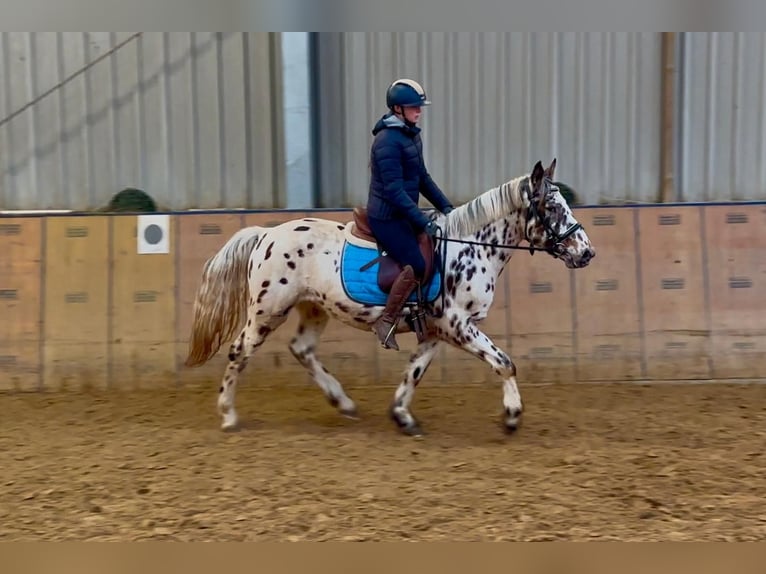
[{"xmin": 339, "ymin": 241, "xmax": 442, "ymax": 306}]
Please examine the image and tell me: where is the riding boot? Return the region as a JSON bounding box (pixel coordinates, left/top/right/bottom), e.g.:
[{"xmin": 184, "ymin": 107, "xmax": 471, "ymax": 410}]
[{"xmin": 372, "ymin": 264, "xmax": 418, "ymax": 351}]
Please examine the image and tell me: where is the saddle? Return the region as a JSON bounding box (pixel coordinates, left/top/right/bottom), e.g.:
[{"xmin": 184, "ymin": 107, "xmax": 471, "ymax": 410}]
[{"xmin": 350, "ymin": 206, "xmax": 436, "ymax": 293}]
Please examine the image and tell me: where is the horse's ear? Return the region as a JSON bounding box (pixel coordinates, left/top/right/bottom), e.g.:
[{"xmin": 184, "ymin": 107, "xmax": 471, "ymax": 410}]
[
  {"xmin": 531, "ymin": 160, "xmax": 545, "ymax": 189},
  {"xmin": 544, "ymin": 158, "xmax": 557, "ymax": 179}
]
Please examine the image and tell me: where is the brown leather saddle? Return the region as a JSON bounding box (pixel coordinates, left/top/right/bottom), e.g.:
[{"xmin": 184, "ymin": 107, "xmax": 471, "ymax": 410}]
[{"xmin": 350, "ymin": 206, "xmax": 437, "ymax": 294}]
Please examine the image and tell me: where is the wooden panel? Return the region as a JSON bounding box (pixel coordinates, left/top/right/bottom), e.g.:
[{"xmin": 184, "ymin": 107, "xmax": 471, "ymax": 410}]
[
  {"xmin": 508, "ymin": 247, "xmax": 575, "ymax": 383},
  {"xmin": 638, "ymin": 207, "xmax": 710, "ymax": 379},
  {"xmin": 243, "ymin": 209, "xmax": 312, "ymax": 230},
  {"xmin": 43, "ymin": 217, "xmax": 109, "ymax": 390},
  {"xmin": 176, "ymin": 213, "xmax": 246, "ymax": 386},
  {"xmin": 573, "ymin": 208, "xmax": 643, "ymax": 381},
  {"xmin": 704, "ymin": 204, "xmax": 766, "ymax": 378},
  {"xmin": 111, "ymin": 215, "xmax": 176, "ymax": 389},
  {"xmin": 0, "ymin": 218, "xmax": 42, "ymax": 391}
]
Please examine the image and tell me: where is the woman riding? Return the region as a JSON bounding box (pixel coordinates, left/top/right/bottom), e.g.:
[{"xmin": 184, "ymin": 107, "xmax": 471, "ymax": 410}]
[{"xmin": 366, "ymin": 78, "xmax": 454, "ymax": 350}]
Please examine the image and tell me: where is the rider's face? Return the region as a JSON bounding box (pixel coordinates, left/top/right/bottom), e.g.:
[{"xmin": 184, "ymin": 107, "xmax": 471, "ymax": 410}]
[{"xmin": 400, "ymin": 105, "xmax": 422, "ymax": 124}]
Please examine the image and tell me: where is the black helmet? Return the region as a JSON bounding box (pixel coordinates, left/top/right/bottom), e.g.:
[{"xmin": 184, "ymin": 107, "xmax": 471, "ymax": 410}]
[{"xmin": 386, "ymin": 78, "xmax": 431, "ymax": 109}]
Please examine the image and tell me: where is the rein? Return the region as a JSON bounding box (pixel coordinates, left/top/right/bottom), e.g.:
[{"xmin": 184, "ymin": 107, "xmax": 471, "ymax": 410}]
[{"xmin": 428, "ymin": 209, "xmax": 582, "ymax": 314}]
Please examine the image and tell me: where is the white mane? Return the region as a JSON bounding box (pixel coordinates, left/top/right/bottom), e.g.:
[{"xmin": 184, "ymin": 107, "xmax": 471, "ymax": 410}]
[{"xmin": 441, "ymin": 175, "xmax": 528, "ymax": 238}]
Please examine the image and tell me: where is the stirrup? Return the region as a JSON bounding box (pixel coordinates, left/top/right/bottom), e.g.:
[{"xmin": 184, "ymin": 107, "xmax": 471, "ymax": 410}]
[
  {"xmin": 408, "ymin": 282, "xmax": 429, "ymax": 343},
  {"xmin": 381, "ymin": 321, "xmax": 399, "ymax": 348}
]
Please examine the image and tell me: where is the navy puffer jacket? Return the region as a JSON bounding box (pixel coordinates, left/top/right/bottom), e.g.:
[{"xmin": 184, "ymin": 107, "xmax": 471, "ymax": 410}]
[{"xmin": 366, "ymin": 113, "xmax": 452, "ymax": 231}]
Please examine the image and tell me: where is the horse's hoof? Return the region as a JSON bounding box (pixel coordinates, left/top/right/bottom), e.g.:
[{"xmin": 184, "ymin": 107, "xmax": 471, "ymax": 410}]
[
  {"xmin": 502, "ymin": 408, "xmax": 522, "ymax": 434},
  {"xmin": 403, "ymin": 424, "xmax": 424, "ymax": 437},
  {"xmin": 220, "ymin": 413, "xmax": 240, "ymax": 433}
]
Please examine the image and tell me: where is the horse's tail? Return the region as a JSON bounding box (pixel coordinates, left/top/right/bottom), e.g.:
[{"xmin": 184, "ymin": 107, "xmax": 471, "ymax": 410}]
[{"xmin": 184, "ymin": 226, "xmax": 263, "ymax": 367}]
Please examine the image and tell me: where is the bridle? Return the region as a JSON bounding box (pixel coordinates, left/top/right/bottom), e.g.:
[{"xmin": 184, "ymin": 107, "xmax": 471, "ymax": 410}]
[
  {"xmin": 433, "ymin": 180, "xmax": 583, "ymax": 257},
  {"xmin": 524, "ymin": 182, "xmax": 583, "ymax": 257},
  {"xmin": 425, "ymin": 180, "xmax": 584, "ymax": 314}
]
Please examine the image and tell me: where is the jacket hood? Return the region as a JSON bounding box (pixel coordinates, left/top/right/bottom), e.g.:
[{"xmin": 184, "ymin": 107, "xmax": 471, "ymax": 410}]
[{"xmin": 371, "ymin": 113, "xmax": 421, "ymax": 136}]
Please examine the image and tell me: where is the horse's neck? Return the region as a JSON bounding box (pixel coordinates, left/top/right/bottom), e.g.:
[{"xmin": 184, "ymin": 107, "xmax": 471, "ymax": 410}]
[
  {"xmin": 475, "ymin": 214, "xmax": 525, "ymax": 272},
  {"xmin": 443, "ymin": 178, "xmax": 528, "ymax": 274}
]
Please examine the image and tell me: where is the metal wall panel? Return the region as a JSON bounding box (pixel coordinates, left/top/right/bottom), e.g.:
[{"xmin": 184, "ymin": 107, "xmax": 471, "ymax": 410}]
[
  {"xmin": 0, "ymin": 32, "xmax": 284, "ymax": 211},
  {"xmin": 314, "ymin": 32, "xmax": 664, "ymax": 207},
  {"xmin": 680, "ymin": 33, "xmax": 766, "ymax": 202}
]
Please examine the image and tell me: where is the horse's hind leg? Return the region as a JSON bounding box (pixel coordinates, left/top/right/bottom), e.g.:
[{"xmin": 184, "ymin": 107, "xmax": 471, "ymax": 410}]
[
  {"xmin": 389, "ymin": 337, "xmax": 441, "ymax": 436},
  {"xmin": 218, "ymin": 309, "xmax": 288, "ymax": 431},
  {"xmin": 289, "ymin": 301, "xmax": 358, "ymax": 418}
]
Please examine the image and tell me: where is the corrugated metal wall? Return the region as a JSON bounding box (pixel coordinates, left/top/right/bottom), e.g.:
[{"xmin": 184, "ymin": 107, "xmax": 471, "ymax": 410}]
[
  {"xmin": 0, "ymin": 32, "xmax": 284, "ymax": 211},
  {"xmin": 5, "ymin": 32, "xmax": 766, "ymax": 210},
  {"xmin": 680, "ymin": 33, "xmax": 766, "ymax": 202},
  {"xmin": 313, "ymin": 32, "xmax": 664, "ymax": 207}
]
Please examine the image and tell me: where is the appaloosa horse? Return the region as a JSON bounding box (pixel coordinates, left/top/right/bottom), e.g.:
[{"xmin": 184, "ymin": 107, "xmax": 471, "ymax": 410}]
[{"xmin": 185, "ymin": 159, "xmax": 595, "ymax": 436}]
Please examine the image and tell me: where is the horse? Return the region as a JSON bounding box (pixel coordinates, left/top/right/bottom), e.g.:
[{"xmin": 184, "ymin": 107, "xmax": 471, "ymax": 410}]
[{"xmin": 184, "ymin": 158, "xmax": 595, "ymax": 436}]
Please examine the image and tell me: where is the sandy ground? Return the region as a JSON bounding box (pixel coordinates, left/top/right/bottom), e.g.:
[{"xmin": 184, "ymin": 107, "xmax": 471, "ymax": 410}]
[{"xmin": 1, "ymin": 380, "xmax": 765, "ymax": 541}]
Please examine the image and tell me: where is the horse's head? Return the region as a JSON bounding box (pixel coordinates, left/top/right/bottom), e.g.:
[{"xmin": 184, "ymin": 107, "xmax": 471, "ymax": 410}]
[{"xmin": 523, "ymin": 159, "xmax": 595, "ymax": 269}]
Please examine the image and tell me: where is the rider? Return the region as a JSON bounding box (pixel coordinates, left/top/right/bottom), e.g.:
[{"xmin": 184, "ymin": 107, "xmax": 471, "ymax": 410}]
[{"xmin": 366, "ymin": 78, "xmax": 455, "ymax": 351}]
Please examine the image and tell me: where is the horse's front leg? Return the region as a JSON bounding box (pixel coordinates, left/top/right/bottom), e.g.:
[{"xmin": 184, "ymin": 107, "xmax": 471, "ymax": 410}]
[
  {"xmin": 445, "ymin": 320, "xmax": 523, "ymax": 433},
  {"xmin": 390, "ymin": 337, "xmax": 441, "ymax": 436}
]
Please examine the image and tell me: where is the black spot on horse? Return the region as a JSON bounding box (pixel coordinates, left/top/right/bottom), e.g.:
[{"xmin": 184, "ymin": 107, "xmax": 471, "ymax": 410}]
[
  {"xmin": 297, "ymin": 249, "xmax": 305, "ymax": 258},
  {"xmin": 294, "ymin": 226, "xmax": 310, "ymax": 231},
  {"xmin": 279, "ymin": 278, "xmax": 288, "ymax": 285},
  {"xmin": 413, "ymin": 367, "xmax": 422, "ymax": 380},
  {"xmin": 257, "ymin": 289, "xmax": 268, "ymax": 303},
  {"xmin": 258, "ymin": 325, "xmax": 272, "ymax": 336},
  {"xmin": 337, "ymin": 225, "xmax": 345, "ymax": 230},
  {"xmin": 284, "ymin": 253, "xmax": 291, "ymax": 259},
  {"xmin": 264, "ymin": 241, "xmax": 275, "ymax": 260},
  {"xmin": 307, "ymin": 243, "xmax": 314, "ymax": 250},
  {"xmin": 446, "ymin": 274, "xmax": 455, "ymax": 295},
  {"xmin": 261, "ymin": 280, "xmax": 270, "ymax": 288},
  {"xmin": 287, "ymin": 260, "xmax": 296, "ymax": 270}
]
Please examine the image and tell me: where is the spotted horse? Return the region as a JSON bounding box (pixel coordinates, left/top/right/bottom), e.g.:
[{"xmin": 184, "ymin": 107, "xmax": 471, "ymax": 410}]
[{"xmin": 184, "ymin": 159, "xmax": 596, "ymax": 436}]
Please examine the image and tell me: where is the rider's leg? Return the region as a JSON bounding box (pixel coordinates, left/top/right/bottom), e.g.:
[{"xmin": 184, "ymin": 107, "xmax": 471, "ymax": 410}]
[{"xmin": 367, "ymin": 217, "xmax": 426, "ymax": 351}]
